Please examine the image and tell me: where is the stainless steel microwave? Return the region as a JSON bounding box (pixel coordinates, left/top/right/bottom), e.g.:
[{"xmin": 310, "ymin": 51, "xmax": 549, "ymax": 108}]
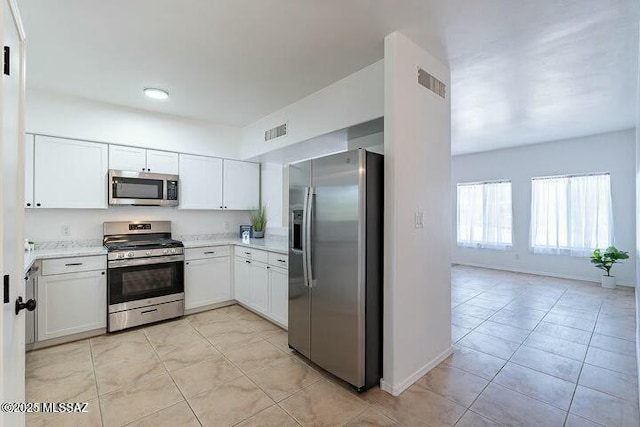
[{"xmin": 109, "ymin": 170, "xmax": 179, "ymax": 206}]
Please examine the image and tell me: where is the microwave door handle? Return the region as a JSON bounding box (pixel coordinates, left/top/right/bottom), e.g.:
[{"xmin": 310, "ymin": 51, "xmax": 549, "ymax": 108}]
[
  {"xmin": 302, "ymin": 187, "xmax": 310, "ymax": 288},
  {"xmin": 162, "ymin": 179, "xmax": 168, "ymax": 201}
]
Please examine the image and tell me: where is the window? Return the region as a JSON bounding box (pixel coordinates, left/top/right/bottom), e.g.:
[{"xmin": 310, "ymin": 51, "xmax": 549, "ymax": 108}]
[
  {"xmin": 457, "ymin": 181, "xmax": 512, "ymax": 249},
  {"xmin": 530, "ymin": 173, "xmax": 612, "ymax": 256}
]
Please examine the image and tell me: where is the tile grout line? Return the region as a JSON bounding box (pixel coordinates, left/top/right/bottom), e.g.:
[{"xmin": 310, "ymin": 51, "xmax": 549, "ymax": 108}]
[
  {"xmin": 561, "ymin": 295, "xmax": 604, "ymax": 427},
  {"xmin": 87, "ymin": 338, "xmax": 105, "ymax": 427},
  {"xmin": 453, "ymin": 284, "xmax": 571, "ymax": 424}
]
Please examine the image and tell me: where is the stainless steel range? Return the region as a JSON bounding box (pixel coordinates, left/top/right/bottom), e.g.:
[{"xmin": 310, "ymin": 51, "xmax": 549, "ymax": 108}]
[{"xmin": 104, "ymin": 221, "xmax": 185, "ymax": 332}]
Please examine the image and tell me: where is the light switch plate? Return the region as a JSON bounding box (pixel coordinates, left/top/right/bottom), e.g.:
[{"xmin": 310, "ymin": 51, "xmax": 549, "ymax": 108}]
[{"xmin": 415, "ymin": 212, "xmax": 424, "ymax": 229}]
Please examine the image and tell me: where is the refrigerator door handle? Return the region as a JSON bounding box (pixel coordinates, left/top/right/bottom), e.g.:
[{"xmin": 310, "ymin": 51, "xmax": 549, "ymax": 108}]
[
  {"xmin": 307, "ymin": 187, "xmax": 315, "ymax": 288},
  {"xmin": 302, "ymin": 187, "xmax": 310, "ymax": 288}
]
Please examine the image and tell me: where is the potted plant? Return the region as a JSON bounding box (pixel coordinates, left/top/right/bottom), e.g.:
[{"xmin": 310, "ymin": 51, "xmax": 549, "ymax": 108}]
[
  {"xmin": 250, "ymin": 205, "xmax": 267, "ymax": 239},
  {"xmin": 590, "ymin": 246, "xmax": 629, "ymax": 289}
]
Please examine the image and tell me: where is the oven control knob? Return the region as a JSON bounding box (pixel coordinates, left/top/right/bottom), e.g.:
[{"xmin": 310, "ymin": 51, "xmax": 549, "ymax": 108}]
[
  {"xmin": 117, "ymin": 253, "xmax": 125, "ymax": 259},
  {"xmin": 126, "ymin": 251, "xmax": 134, "ymax": 258},
  {"xmin": 163, "ymin": 249, "xmax": 169, "ymax": 254},
  {"xmin": 146, "ymin": 250, "xmax": 152, "ymax": 256},
  {"xmin": 171, "ymin": 248, "xmax": 176, "ymax": 254}
]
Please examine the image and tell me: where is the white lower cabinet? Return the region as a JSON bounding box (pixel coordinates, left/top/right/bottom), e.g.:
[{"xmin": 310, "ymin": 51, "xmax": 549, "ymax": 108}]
[
  {"xmin": 268, "ymin": 267, "xmax": 288, "ymax": 326},
  {"xmin": 234, "ymin": 258, "xmax": 251, "ymax": 304},
  {"xmin": 185, "ymin": 256, "xmax": 231, "ymax": 310},
  {"xmin": 234, "ymin": 249, "xmax": 288, "ymax": 328},
  {"xmin": 249, "ymin": 263, "xmax": 269, "ymax": 315},
  {"xmin": 37, "ymin": 269, "xmax": 106, "ymax": 341}
]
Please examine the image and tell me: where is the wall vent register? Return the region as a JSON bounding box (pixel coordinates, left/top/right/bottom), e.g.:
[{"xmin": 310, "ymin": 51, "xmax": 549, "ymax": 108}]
[
  {"xmin": 264, "ymin": 123, "xmax": 287, "ymax": 141},
  {"xmin": 417, "ymin": 67, "xmax": 446, "ymax": 99}
]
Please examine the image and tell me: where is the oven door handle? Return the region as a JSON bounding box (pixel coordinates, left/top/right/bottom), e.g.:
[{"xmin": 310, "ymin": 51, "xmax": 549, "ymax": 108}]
[{"xmin": 108, "ymin": 255, "xmax": 185, "ymax": 268}]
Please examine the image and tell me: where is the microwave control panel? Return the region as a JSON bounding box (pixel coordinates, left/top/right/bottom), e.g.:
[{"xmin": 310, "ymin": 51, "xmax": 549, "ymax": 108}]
[{"xmin": 167, "ymin": 180, "xmax": 178, "ymax": 200}]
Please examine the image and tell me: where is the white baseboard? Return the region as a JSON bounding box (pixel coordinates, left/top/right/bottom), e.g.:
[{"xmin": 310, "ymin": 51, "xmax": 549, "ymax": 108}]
[
  {"xmin": 380, "ymin": 346, "xmax": 453, "ymax": 396},
  {"xmin": 453, "ymin": 262, "xmax": 636, "ymax": 288}
]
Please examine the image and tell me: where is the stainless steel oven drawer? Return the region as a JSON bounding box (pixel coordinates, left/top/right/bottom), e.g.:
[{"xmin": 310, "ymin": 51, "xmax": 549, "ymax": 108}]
[{"xmin": 108, "ymin": 298, "xmax": 184, "ymax": 332}]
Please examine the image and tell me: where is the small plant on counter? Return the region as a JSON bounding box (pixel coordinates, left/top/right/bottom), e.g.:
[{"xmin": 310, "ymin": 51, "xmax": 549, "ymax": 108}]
[{"xmin": 250, "ymin": 205, "xmax": 267, "ymax": 238}]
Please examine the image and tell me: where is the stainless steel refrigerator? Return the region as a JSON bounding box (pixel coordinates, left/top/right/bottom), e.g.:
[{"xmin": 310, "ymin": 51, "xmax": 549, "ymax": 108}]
[{"xmin": 288, "ymin": 148, "xmax": 383, "ymax": 391}]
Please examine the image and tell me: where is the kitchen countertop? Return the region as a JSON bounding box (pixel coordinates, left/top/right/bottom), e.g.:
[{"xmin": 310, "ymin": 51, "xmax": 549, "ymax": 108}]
[
  {"xmin": 183, "ymin": 237, "xmax": 288, "ymax": 255},
  {"xmin": 24, "ymin": 246, "xmax": 108, "ymax": 274},
  {"xmin": 24, "ymin": 238, "xmax": 288, "ymax": 274}
]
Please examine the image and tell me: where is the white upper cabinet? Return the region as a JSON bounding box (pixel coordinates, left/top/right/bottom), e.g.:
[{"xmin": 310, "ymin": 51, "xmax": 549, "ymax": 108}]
[
  {"xmin": 34, "ymin": 136, "xmax": 108, "ymax": 209},
  {"xmin": 109, "ymin": 145, "xmax": 178, "ymax": 175},
  {"xmin": 179, "ymin": 154, "xmax": 223, "ymax": 209},
  {"xmin": 146, "ymin": 149, "xmax": 179, "ymax": 175},
  {"xmin": 25, "ymin": 134, "xmax": 34, "ymax": 208},
  {"xmin": 108, "ymin": 145, "xmax": 146, "ymax": 172},
  {"xmin": 223, "ymin": 159, "xmax": 260, "ymax": 210}
]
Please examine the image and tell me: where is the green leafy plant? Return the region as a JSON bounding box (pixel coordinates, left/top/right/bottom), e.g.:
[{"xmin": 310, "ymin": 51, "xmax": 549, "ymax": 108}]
[
  {"xmin": 590, "ymin": 246, "xmax": 629, "ymax": 277},
  {"xmin": 250, "ymin": 205, "xmax": 267, "ymax": 232}
]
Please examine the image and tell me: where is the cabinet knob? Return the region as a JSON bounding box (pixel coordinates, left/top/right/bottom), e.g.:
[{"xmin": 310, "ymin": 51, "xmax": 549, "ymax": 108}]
[
  {"xmin": 26, "ymin": 203, "xmax": 31, "ymax": 207},
  {"xmin": 224, "ymin": 206, "xmax": 227, "ymax": 209},
  {"xmin": 219, "ymin": 206, "xmax": 223, "ymax": 209},
  {"xmin": 101, "ymin": 271, "xmax": 105, "ymax": 275},
  {"xmin": 142, "ymin": 167, "xmax": 145, "ymax": 171},
  {"xmin": 36, "ymin": 203, "xmax": 41, "ymax": 207},
  {"xmin": 186, "ymin": 262, "xmax": 189, "ymax": 265},
  {"xmin": 148, "ymin": 169, "xmax": 151, "ymax": 172}
]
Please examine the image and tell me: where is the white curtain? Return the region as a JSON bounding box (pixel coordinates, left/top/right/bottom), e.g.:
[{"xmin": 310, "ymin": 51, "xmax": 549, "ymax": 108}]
[
  {"xmin": 457, "ymin": 181, "xmax": 512, "ymax": 249},
  {"xmin": 530, "ymin": 174, "xmax": 612, "ymax": 256}
]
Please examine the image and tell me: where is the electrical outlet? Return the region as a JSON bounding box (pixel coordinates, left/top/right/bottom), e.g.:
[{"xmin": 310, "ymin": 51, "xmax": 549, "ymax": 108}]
[
  {"xmin": 61, "ymin": 225, "xmax": 71, "ymax": 236},
  {"xmin": 415, "ymin": 211, "xmax": 424, "ymax": 229}
]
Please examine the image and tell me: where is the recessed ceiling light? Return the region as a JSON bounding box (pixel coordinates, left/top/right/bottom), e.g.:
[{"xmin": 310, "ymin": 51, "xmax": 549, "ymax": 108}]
[{"xmin": 143, "ymin": 87, "xmax": 169, "ymax": 100}]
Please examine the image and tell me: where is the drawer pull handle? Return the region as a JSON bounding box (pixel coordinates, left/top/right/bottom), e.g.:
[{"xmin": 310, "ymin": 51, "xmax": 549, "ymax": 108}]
[
  {"xmin": 203, "ymin": 251, "xmax": 216, "ymax": 255},
  {"xmin": 244, "ymin": 252, "xmax": 251, "ymax": 255},
  {"xmin": 65, "ymin": 263, "xmax": 83, "ymax": 266},
  {"xmin": 141, "ymin": 308, "xmax": 158, "ymax": 315},
  {"xmin": 245, "ymin": 260, "xmax": 251, "ymax": 264},
  {"xmin": 277, "ymin": 259, "xmax": 286, "ymax": 263}
]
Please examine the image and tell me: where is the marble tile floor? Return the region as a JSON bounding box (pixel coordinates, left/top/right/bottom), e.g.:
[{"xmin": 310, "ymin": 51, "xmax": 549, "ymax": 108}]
[{"xmin": 26, "ymin": 266, "xmax": 638, "ymax": 426}]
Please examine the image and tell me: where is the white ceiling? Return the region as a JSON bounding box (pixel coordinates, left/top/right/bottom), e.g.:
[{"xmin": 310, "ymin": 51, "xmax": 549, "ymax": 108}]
[{"xmin": 17, "ymin": 0, "xmax": 640, "ymax": 154}]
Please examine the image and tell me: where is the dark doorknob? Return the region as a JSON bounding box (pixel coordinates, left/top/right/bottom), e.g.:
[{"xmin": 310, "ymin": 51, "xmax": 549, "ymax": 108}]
[{"xmin": 15, "ymin": 296, "xmax": 36, "ymax": 315}]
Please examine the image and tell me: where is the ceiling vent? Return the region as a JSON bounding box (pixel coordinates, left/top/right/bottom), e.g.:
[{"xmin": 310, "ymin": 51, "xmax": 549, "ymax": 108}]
[
  {"xmin": 417, "ymin": 68, "xmax": 446, "ymax": 99},
  {"xmin": 264, "ymin": 123, "xmax": 287, "ymax": 142}
]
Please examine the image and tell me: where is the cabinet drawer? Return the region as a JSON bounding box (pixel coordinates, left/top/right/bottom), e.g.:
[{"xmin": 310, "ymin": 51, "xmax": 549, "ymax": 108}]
[
  {"xmin": 236, "ymin": 247, "xmax": 268, "ymax": 263},
  {"xmin": 185, "ymin": 246, "xmax": 230, "ymax": 260},
  {"xmin": 268, "ymin": 252, "xmax": 288, "ymax": 269},
  {"xmin": 42, "ymin": 255, "xmax": 107, "ymax": 276}
]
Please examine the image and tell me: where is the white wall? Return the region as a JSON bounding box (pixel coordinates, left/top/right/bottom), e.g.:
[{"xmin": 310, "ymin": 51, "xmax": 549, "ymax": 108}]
[
  {"xmin": 635, "ymin": 28, "xmax": 640, "ymax": 405},
  {"xmin": 241, "ymin": 60, "xmax": 383, "ymax": 160},
  {"xmin": 453, "ymin": 129, "xmax": 637, "ymax": 286},
  {"xmin": 383, "ymin": 32, "xmax": 452, "ymax": 395},
  {"xmin": 25, "ymin": 208, "xmax": 249, "ymax": 242},
  {"xmin": 25, "ymin": 88, "xmax": 251, "ymax": 242},
  {"xmin": 27, "ymin": 88, "xmax": 243, "ymax": 159}
]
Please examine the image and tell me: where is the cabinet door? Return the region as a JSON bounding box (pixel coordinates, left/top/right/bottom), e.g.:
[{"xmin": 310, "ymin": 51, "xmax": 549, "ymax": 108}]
[
  {"xmin": 24, "ymin": 133, "xmax": 34, "ymax": 208},
  {"xmin": 250, "ymin": 263, "xmax": 269, "ymax": 315},
  {"xmin": 34, "ymin": 136, "xmax": 108, "ymax": 209},
  {"xmin": 109, "ymin": 145, "xmax": 147, "ymax": 172},
  {"xmin": 234, "ymin": 258, "xmax": 251, "ymax": 304},
  {"xmin": 185, "ymin": 257, "xmax": 231, "ymax": 309},
  {"xmin": 146, "ymin": 149, "xmax": 179, "ymax": 175},
  {"xmin": 179, "ymin": 154, "xmax": 223, "ymax": 209},
  {"xmin": 223, "ymin": 159, "xmax": 260, "ymax": 210},
  {"xmin": 269, "ymin": 267, "xmax": 288, "ymax": 327},
  {"xmin": 37, "ymin": 270, "xmax": 107, "ymax": 341}
]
